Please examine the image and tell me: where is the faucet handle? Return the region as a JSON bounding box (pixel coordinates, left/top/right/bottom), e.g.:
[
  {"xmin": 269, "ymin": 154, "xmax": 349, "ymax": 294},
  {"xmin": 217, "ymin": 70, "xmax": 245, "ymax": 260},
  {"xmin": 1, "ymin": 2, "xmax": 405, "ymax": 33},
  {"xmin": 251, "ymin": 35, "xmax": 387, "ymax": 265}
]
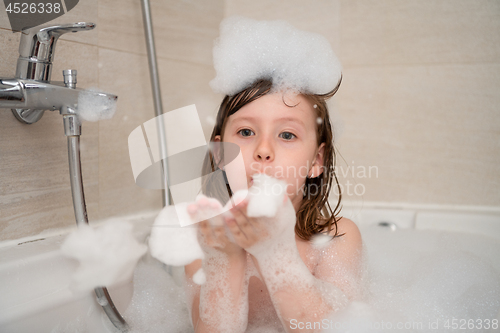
[
  {"xmin": 36, "ymin": 22, "xmax": 96, "ymax": 45},
  {"xmin": 16, "ymin": 22, "xmax": 96, "ymax": 81}
]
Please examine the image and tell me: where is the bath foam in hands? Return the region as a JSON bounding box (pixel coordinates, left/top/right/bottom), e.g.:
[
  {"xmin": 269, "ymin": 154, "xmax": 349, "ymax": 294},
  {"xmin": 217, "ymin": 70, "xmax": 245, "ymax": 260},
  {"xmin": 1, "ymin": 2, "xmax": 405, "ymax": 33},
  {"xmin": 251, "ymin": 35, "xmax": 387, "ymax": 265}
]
[{"xmin": 148, "ymin": 174, "xmax": 289, "ymax": 283}]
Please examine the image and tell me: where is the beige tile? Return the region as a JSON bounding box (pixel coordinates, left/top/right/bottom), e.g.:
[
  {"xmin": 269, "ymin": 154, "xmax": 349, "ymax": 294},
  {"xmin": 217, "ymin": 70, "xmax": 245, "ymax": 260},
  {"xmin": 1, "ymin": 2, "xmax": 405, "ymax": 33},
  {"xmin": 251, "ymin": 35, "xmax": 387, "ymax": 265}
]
[
  {"xmin": 335, "ymin": 63, "xmax": 500, "ymax": 206},
  {"xmin": 340, "ymin": 0, "xmax": 500, "ymax": 66},
  {"xmin": 157, "ymin": 58, "xmax": 222, "ymax": 140},
  {"xmin": 98, "ymin": 0, "xmax": 224, "ymax": 65},
  {"xmin": 97, "ymin": 48, "xmax": 162, "ymax": 218},
  {"xmin": 150, "ymin": 0, "xmax": 224, "ymax": 65},
  {"xmin": 97, "ymin": 0, "xmax": 144, "ymax": 55},
  {"xmin": 0, "ymin": 2, "xmax": 11, "ymax": 29},
  {"xmin": 225, "ymin": 0, "xmax": 341, "ymax": 51},
  {"xmin": 0, "ymin": 29, "xmax": 20, "ymax": 78}
]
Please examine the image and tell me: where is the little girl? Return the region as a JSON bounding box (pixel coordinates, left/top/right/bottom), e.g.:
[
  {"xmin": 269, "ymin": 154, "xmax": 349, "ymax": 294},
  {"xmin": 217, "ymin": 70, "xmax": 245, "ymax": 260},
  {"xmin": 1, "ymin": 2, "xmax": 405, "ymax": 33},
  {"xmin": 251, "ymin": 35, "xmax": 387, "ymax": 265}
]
[{"xmin": 184, "ymin": 18, "xmax": 363, "ymax": 333}]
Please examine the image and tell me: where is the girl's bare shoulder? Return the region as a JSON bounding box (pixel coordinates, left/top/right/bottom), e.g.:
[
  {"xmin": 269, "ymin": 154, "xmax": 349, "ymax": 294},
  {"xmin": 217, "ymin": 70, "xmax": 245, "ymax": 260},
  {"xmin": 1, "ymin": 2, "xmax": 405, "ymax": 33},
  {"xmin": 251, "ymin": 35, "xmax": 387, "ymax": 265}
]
[
  {"xmin": 321, "ymin": 217, "xmax": 363, "ymax": 257},
  {"xmin": 332, "ymin": 217, "xmax": 362, "ymax": 243}
]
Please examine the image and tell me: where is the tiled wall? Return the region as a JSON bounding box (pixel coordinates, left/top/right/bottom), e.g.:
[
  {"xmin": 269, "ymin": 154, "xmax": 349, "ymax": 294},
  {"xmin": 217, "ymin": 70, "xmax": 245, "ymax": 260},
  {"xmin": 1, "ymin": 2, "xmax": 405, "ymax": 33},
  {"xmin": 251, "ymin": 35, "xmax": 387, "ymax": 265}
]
[
  {"xmin": 1, "ymin": 0, "xmax": 499, "ymax": 241},
  {"xmin": 226, "ymin": 0, "xmax": 500, "ymax": 208},
  {"xmin": 0, "ymin": 0, "xmax": 224, "ymax": 241}
]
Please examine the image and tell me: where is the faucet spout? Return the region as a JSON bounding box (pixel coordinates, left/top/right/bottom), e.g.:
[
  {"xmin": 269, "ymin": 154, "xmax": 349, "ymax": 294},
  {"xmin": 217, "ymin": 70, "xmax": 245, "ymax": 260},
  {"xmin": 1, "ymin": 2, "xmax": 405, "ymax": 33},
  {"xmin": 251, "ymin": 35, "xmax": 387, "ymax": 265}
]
[{"xmin": 0, "ymin": 78, "xmax": 117, "ymax": 124}]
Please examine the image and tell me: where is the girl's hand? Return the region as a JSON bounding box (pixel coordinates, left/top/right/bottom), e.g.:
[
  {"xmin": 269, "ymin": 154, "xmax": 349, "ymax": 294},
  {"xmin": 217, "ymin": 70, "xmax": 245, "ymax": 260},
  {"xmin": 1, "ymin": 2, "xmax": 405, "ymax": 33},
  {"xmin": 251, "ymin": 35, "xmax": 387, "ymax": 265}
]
[
  {"xmin": 187, "ymin": 197, "xmax": 245, "ymax": 258},
  {"xmin": 224, "ymin": 200, "xmax": 269, "ymax": 250},
  {"xmin": 224, "ymin": 197, "xmax": 296, "ymax": 256}
]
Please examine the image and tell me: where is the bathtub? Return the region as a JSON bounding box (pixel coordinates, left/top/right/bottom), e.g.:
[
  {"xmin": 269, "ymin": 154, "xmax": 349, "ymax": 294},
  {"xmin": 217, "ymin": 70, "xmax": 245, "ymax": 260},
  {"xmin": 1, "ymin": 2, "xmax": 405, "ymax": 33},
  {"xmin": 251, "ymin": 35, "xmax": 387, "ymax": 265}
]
[{"xmin": 0, "ymin": 205, "xmax": 499, "ymax": 332}]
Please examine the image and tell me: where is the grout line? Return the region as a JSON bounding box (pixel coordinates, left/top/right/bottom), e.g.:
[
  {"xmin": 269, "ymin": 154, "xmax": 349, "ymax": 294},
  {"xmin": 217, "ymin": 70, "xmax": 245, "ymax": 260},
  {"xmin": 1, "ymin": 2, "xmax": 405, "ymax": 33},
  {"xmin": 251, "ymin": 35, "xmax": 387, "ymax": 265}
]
[{"xmin": 96, "ymin": 43, "xmax": 214, "ymax": 67}]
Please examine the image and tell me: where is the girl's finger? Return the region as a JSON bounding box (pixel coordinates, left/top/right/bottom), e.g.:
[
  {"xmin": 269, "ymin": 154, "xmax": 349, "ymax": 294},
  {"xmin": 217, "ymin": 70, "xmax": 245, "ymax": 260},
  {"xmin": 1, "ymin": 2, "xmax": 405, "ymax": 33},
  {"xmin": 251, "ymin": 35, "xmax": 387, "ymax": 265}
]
[
  {"xmin": 199, "ymin": 220, "xmax": 216, "ymax": 245},
  {"xmin": 224, "ymin": 216, "xmax": 247, "ymax": 240},
  {"xmin": 212, "ymin": 224, "xmax": 226, "ymax": 240}
]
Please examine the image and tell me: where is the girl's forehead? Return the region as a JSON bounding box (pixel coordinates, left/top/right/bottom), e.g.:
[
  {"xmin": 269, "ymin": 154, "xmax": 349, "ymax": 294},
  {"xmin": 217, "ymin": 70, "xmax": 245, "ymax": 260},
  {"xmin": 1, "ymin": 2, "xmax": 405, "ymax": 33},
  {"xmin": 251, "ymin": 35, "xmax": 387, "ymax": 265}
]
[{"xmin": 229, "ymin": 93, "xmax": 315, "ymax": 123}]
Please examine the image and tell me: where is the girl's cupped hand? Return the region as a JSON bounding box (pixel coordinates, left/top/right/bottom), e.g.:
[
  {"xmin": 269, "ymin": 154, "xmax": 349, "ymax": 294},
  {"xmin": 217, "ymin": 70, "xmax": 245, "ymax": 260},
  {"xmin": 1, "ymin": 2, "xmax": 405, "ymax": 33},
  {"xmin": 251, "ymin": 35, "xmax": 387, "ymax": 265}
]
[{"xmin": 187, "ymin": 196, "xmax": 245, "ymax": 258}]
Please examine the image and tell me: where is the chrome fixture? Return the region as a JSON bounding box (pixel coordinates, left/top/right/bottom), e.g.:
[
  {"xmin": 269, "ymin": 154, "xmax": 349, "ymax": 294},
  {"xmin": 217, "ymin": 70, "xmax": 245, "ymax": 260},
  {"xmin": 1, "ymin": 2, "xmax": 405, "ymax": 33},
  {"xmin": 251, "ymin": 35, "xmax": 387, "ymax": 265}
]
[
  {"xmin": 0, "ymin": 23, "xmax": 127, "ymax": 332},
  {"xmin": 0, "ymin": 22, "xmax": 117, "ymax": 124},
  {"xmin": 140, "ymin": 0, "xmax": 170, "ymax": 207},
  {"xmin": 378, "ymin": 221, "xmax": 398, "ymax": 231}
]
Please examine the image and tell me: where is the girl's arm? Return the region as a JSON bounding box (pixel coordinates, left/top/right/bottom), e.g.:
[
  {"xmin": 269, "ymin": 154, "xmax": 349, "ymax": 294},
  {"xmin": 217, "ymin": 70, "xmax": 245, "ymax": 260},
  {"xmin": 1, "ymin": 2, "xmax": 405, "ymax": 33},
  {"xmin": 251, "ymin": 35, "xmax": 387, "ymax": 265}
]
[
  {"xmin": 227, "ymin": 202, "xmax": 362, "ymax": 333},
  {"xmin": 253, "ymin": 218, "xmax": 363, "ymax": 332},
  {"xmin": 185, "ymin": 251, "xmax": 248, "ymax": 333},
  {"xmin": 184, "ymin": 198, "xmax": 250, "ymax": 333}
]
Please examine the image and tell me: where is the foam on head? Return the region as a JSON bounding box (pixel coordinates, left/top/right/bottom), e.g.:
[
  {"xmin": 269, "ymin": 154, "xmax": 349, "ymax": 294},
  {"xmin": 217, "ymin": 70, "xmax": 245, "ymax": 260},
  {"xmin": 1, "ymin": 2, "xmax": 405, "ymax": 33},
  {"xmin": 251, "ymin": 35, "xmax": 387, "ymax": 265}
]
[{"xmin": 210, "ymin": 16, "xmax": 342, "ymax": 96}]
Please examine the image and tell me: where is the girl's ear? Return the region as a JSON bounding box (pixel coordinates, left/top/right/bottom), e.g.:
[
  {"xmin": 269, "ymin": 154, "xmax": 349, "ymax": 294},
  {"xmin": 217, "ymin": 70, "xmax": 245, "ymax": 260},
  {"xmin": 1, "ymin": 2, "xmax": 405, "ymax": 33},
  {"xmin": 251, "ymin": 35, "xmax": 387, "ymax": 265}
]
[
  {"xmin": 212, "ymin": 135, "xmax": 223, "ymax": 169},
  {"xmin": 311, "ymin": 143, "xmax": 326, "ymax": 178}
]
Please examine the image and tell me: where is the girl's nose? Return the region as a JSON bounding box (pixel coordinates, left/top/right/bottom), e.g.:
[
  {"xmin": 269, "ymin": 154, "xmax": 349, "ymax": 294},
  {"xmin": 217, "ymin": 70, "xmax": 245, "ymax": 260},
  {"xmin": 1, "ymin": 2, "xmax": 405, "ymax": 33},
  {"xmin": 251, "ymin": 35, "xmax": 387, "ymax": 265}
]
[{"xmin": 254, "ymin": 141, "xmax": 274, "ymax": 162}]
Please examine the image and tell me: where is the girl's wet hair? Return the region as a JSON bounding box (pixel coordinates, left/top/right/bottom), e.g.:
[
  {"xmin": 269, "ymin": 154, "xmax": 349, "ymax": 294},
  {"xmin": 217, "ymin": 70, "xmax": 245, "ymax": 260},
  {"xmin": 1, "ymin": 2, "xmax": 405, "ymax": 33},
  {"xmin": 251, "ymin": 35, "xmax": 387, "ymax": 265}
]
[{"xmin": 201, "ymin": 78, "xmax": 344, "ymax": 241}]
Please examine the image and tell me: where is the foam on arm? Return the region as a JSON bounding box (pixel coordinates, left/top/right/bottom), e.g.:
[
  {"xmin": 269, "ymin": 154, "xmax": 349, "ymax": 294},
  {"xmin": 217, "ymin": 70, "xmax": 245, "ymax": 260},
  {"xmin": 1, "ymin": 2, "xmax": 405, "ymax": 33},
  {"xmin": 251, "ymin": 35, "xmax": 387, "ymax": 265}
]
[{"xmin": 242, "ymin": 175, "xmax": 348, "ymax": 331}]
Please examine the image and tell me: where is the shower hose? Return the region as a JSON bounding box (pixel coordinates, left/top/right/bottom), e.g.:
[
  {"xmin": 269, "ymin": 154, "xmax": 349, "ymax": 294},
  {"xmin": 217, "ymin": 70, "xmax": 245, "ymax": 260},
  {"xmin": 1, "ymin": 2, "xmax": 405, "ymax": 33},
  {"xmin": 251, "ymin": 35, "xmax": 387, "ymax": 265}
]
[{"xmin": 64, "ymin": 113, "xmax": 129, "ymax": 332}]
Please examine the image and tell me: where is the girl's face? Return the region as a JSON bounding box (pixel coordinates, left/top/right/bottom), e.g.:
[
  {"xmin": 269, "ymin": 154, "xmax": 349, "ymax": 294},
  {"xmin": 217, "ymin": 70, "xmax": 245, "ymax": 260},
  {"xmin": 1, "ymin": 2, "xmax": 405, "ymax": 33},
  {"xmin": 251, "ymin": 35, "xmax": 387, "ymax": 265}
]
[{"xmin": 215, "ymin": 93, "xmax": 325, "ymax": 211}]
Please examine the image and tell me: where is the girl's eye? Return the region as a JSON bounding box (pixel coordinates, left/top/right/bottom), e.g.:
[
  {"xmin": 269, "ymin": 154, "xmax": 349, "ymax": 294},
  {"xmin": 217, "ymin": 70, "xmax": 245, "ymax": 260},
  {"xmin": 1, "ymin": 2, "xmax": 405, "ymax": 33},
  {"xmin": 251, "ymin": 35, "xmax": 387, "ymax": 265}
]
[
  {"xmin": 238, "ymin": 129, "xmax": 254, "ymax": 137},
  {"xmin": 279, "ymin": 132, "xmax": 296, "ymax": 140}
]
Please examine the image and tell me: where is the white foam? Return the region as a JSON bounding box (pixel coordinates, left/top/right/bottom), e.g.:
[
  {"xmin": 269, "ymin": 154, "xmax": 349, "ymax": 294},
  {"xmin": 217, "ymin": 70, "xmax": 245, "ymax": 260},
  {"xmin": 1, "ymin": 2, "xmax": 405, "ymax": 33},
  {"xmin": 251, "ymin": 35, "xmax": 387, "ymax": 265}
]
[
  {"xmin": 193, "ymin": 267, "xmax": 206, "ymax": 285},
  {"xmin": 321, "ymin": 227, "xmax": 500, "ymax": 332},
  {"xmin": 77, "ymin": 88, "xmax": 117, "ymax": 122},
  {"xmin": 311, "ymin": 233, "xmax": 332, "ymax": 249},
  {"xmin": 246, "ymin": 173, "xmax": 288, "ymax": 218},
  {"xmin": 149, "ymin": 202, "xmax": 204, "ymax": 266},
  {"xmin": 60, "ymin": 219, "xmax": 147, "ymax": 293},
  {"xmin": 123, "ymin": 260, "xmax": 192, "ymax": 333},
  {"xmin": 149, "ymin": 175, "xmax": 288, "ymax": 268},
  {"xmin": 210, "ymin": 16, "xmax": 342, "ymax": 96}
]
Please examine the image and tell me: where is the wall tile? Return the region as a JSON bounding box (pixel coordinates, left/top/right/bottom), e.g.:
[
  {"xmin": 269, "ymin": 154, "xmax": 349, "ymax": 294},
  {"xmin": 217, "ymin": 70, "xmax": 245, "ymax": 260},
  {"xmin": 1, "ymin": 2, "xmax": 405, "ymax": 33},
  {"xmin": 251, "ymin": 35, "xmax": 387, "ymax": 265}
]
[
  {"xmin": 0, "ymin": 2, "xmax": 11, "ymax": 29},
  {"xmin": 0, "ymin": 29, "xmax": 20, "ymax": 77},
  {"xmin": 98, "ymin": 0, "xmax": 223, "ymax": 65},
  {"xmin": 97, "ymin": 48, "xmax": 162, "ymax": 218},
  {"xmin": 335, "ymin": 63, "xmax": 500, "ymax": 206},
  {"xmin": 340, "ymin": 0, "xmax": 500, "ymax": 66},
  {"xmin": 151, "ymin": 0, "xmax": 224, "ymax": 65},
  {"xmin": 157, "ymin": 58, "xmax": 221, "ymax": 140}
]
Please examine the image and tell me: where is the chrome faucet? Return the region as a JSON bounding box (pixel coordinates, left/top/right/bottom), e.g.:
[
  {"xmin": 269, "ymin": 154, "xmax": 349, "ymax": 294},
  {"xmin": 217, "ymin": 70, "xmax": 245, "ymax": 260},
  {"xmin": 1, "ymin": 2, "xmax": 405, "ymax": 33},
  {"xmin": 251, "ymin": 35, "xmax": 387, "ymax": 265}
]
[{"xmin": 0, "ymin": 22, "xmax": 117, "ymax": 124}]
